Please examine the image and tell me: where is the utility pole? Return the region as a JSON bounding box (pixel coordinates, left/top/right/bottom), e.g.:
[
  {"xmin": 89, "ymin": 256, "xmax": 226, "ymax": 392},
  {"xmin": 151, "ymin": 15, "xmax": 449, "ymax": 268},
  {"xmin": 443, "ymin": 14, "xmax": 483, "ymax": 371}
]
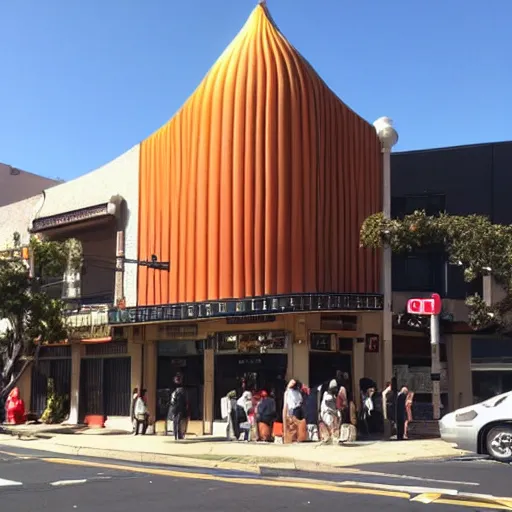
[{"xmin": 430, "ymin": 312, "xmax": 441, "ymax": 420}]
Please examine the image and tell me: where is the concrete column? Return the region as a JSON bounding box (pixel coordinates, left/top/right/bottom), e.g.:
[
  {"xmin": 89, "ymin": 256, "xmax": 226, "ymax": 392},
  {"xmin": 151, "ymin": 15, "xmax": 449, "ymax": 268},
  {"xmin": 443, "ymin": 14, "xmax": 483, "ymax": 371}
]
[
  {"xmin": 289, "ymin": 314, "xmax": 309, "ymax": 384},
  {"xmin": 67, "ymin": 343, "xmax": 82, "ymax": 425},
  {"xmin": 203, "ymin": 348, "xmax": 214, "ymax": 435},
  {"xmin": 446, "ymin": 333, "xmax": 473, "ymax": 411},
  {"xmin": 362, "ymin": 312, "xmax": 383, "ymax": 387},
  {"xmin": 352, "ymin": 339, "xmax": 365, "ymax": 408},
  {"xmin": 129, "ymin": 341, "xmax": 142, "ymax": 394},
  {"xmin": 143, "ymin": 340, "xmax": 157, "ymax": 421}
]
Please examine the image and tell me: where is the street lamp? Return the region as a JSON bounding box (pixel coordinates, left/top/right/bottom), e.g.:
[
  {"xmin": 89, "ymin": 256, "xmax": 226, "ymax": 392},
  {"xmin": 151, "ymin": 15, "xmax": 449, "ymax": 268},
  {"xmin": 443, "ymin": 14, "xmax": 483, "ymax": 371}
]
[{"xmin": 373, "ymin": 117, "xmax": 399, "ymax": 386}]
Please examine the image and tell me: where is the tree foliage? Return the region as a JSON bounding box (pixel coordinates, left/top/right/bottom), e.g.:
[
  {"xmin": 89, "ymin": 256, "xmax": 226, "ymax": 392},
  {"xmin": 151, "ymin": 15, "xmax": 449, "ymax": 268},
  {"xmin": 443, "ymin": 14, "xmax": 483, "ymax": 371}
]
[
  {"xmin": 0, "ymin": 233, "xmax": 82, "ymax": 399},
  {"xmin": 360, "ymin": 210, "xmax": 512, "ymax": 333}
]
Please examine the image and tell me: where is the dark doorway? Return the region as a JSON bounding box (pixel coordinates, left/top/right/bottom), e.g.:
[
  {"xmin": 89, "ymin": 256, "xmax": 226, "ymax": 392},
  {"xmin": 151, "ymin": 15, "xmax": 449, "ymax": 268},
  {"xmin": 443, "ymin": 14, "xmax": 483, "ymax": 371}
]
[
  {"xmin": 214, "ymin": 354, "xmax": 287, "ymax": 420},
  {"xmin": 80, "ymin": 357, "xmax": 131, "ymax": 419},
  {"xmin": 309, "ymin": 352, "xmax": 352, "ymax": 390},
  {"xmin": 156, "ymin": 355, "xmax": 204, "ymax": 420},
  {"xmin": 31, "ymin": 358, "xmax": 72, "ymax": 417}
]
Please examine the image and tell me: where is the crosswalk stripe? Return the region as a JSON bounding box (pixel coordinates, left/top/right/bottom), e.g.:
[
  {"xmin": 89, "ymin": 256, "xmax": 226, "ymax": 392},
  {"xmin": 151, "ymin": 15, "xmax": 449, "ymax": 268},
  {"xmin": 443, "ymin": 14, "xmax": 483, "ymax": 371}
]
[{"xmin": 0, "ymin": 478, "xmax": 22, "ymax": 487}]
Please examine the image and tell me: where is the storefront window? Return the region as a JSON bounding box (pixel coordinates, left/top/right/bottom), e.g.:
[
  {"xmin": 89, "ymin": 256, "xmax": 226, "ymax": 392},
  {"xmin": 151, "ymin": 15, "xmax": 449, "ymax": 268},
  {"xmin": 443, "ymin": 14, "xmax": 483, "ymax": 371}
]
[
  {"xmin": 310, "ymin": 333, "xmax": 332, "ymax": 351},
  {"xmin": 216, "ymin": 331, "xmax": 288, "ymax": 353},
  {"xmin": 472, "ymin": 371, "xmax": 512, "ymax": 403}
]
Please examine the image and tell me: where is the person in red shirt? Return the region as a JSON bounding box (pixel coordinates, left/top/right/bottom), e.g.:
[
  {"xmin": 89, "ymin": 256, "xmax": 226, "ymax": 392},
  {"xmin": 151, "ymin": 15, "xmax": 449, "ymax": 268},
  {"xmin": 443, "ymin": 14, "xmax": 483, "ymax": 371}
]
[{"xmin": 6, "ymin": 387, "xmax": 25, "ymax": 425}]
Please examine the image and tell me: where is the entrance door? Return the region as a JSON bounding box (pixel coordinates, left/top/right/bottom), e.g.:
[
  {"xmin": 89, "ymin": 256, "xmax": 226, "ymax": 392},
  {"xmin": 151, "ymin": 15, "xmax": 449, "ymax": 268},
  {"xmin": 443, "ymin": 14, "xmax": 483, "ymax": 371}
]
[
  {"xmin": 80, "ymin": 357, "xmax": 131, "ymax": 419},
  {"xmin": 30, "ymin": 359, "xmax": 72, "ymax": 417},
  {"xmin": 156, "ymin": 355, "xmax": 204, "ymax": 420},
  {"xmin": 214, "ymin": 354, "xmax": 288, "ymax": 420},
  {"xmin": 104, "ymin": 358, "xmax": 131, "ymax": 416},
  {"xmin": 309, "ymin": 352, "xmax": 352, "ymax": 390}
]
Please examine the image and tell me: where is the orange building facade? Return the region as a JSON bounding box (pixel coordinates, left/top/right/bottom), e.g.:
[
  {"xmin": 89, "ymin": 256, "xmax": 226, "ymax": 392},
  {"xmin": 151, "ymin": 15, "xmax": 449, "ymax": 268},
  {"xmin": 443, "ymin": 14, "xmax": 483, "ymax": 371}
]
[{"xmin": 108, "ymin": 4, "xmax": 386, "ymax": 434}]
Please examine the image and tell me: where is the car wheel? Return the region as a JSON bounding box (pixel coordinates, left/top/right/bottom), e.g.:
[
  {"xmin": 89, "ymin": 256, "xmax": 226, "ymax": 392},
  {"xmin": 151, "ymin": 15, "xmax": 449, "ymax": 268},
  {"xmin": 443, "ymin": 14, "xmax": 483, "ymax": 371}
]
[{"xmin": 486, "ymin": 425, "xmax": 512, "ymax": 463}]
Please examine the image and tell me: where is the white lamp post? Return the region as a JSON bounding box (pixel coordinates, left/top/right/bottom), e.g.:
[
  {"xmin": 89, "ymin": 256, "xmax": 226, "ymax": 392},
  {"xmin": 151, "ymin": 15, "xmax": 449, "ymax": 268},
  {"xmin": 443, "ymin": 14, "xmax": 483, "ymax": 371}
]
[{"xmin": 373, "ymin": 117, "xmax": 399, "ymax": 387}]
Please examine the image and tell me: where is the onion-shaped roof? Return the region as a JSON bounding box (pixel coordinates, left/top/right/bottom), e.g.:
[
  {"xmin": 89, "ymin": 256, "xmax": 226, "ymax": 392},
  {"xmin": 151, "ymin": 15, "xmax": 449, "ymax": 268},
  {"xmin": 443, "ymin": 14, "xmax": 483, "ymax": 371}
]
[{"xmin": 138, "ymin": 4, "xmax": 382, "ymax": 305}]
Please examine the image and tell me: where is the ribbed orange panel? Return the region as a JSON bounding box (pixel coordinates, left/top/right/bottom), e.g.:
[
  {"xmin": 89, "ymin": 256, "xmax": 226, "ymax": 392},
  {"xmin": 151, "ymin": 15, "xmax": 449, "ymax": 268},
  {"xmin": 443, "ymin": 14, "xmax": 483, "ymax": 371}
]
[{"xmin": 138, "ymin": 5, "xmax": 382, "ymax": 306}]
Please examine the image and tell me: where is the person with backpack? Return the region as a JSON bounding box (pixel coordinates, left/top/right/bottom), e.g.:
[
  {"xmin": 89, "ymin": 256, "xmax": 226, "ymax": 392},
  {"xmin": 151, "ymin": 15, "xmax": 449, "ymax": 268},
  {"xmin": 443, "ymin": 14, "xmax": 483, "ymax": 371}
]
[{"xmin": 167, "ymin": 374, "xmax": 189, "ymax": 440}]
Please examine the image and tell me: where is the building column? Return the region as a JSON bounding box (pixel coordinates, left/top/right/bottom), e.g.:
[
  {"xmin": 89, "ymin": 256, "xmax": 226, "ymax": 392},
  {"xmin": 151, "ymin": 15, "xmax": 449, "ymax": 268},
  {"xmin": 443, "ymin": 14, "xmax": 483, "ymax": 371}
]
[
  {"xmin": 203, "ymin": 348, "xmax": 214, "ymax": 435},
  {"xmin": 446, "ymin": 333, "xmax": 473, "ymax": 411},
  {"xmin": 288, "ymin": 315, "xmax": 308, "ymax": 385},
  {"xmin": 362, "ymin": 312, "xmax": 383, "ymax": 388},
  {"xmin": 67, "ymin": 343, "xmax": 81, "ymax": 425},
  {"xmin": 352, "ymin": 339, "xmax": 365, "ymax": 409},
  {"xmin": 143, "ymin": 340, "xmax": 157, "ymax": 421},
  {"xmin": 129, "ymin": 341, "xmax": 142, "ymax": 394}
]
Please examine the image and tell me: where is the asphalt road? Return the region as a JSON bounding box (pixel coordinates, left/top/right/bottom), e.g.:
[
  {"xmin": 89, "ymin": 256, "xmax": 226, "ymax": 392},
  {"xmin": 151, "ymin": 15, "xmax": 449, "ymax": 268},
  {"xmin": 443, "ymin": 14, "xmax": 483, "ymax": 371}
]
[{"xmin": 1, "ymin": 444, "xmax": 511, "ymax": 511}]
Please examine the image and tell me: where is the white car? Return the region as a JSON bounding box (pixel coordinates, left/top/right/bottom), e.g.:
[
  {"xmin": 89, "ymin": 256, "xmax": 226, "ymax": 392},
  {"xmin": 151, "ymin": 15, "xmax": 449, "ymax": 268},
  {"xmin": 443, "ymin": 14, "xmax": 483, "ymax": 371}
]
[{"xmin": 439, "ymin": 391, "xmax": 512, "ymax": 463}]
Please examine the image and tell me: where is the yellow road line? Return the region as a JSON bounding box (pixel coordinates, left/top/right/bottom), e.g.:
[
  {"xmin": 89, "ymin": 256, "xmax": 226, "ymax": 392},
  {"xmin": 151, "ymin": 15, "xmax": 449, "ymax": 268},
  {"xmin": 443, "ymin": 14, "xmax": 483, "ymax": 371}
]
[
  {"xmin": 0, "ymin": 449, "xmax": 33, "ymax": 459},
  {"xmin": 41, "ymin": 457, "xmax": 410, "ymax": 500},
  {"xmin": 411, "ymin": 493, "xmax": 443, "ymax": 504},
  {"xmin": 434, "ymin": 498, "xmax": 512, "ymax": 510},
  {"xmin": 36, "ymin": 456, "xmax": 512, "ymax": 510}
]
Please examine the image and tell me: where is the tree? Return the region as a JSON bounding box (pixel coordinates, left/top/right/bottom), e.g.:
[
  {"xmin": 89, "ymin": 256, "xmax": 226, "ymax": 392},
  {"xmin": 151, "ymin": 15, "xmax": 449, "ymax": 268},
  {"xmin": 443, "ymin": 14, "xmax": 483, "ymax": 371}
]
[
  {"xmin": 360, "ymin": 210, "xmax": 512, "ymax": 334},
  {"xmin": 0, "ymin": 233, "xmax": 82, "ymax": 399}
]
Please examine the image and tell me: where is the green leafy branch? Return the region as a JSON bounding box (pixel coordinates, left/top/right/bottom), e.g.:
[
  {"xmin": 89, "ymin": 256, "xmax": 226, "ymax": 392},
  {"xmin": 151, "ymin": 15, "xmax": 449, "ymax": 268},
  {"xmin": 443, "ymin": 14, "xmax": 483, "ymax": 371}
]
[{"xmin": 360, "ymin": 210, "xmax": 512, "ymax": 333}]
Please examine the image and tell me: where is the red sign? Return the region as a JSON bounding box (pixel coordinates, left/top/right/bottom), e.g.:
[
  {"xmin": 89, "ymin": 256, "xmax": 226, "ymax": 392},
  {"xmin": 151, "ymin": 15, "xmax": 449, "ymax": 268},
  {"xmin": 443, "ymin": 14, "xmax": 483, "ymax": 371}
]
[{"xmin": 407, "ymin": 293, "xmax": 442, "ymax": 316}]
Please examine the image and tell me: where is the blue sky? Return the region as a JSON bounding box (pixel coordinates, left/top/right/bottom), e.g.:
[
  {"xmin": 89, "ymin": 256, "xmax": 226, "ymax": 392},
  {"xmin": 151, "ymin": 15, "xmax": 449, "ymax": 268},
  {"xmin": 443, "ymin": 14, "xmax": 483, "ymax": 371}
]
[{"xmin": 1, "ymin": 0, "xmax": 510, "ymax": 181}]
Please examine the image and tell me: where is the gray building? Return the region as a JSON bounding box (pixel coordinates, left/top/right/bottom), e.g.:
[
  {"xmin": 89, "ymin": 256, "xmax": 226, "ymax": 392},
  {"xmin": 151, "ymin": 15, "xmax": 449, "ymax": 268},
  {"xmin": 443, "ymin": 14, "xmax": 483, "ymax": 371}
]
[
  {"xmin": 390, "ymin": 141, "xmax": 512, "ymax": 408},
  {"xmin": 0, "ymin": 162, "xmax": 60, "ymax": 208}
]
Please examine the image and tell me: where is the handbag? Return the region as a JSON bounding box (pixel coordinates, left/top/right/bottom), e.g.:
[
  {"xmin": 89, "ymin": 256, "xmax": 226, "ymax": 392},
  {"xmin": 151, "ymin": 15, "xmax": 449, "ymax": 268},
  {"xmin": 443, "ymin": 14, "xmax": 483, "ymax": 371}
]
[{"xmin": 135, "ymin": 413, "xmax": 146, "ymax": 421}]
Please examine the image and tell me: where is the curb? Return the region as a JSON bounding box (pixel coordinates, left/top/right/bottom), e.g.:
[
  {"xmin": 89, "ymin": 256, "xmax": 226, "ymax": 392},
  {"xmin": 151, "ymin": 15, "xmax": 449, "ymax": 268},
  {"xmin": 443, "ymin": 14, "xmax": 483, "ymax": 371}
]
[{"xmin": 0, "ymin": 435, "xmax": 468, "ymax": 477}]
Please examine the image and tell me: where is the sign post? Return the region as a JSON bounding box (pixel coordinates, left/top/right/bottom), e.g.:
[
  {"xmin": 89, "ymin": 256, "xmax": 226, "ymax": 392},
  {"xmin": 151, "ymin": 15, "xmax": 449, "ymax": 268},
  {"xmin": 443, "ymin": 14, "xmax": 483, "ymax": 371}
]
[{"xmin": 406, "ymin": 293, "xmax": 442, "ymax": 420}]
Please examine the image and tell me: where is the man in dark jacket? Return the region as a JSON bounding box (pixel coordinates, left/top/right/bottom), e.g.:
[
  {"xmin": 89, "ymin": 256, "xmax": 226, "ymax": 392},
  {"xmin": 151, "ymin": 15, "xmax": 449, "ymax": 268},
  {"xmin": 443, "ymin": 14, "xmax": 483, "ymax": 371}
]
[{"xmin": 168, "ymin": 374, "xmax": 189, "ymax": 440}]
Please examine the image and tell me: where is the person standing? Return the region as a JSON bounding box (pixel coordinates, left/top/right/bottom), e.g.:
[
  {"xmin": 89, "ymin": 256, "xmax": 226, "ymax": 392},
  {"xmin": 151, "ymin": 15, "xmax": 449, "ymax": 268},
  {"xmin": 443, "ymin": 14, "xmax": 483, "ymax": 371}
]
[
  {"xmin": 256, "ymin": 390, "xmax": 276, "ymax": 442},
  {"xmin": 404, "ymin": 391, "xmax": 415, "ymax": 439},
  {"xmin": 133, "ymin": 389, "xmax": 149, "ymax": 435},
  {"xmin": 129, "ymin": 387, "xmax": 139, "ymax": 434},
  {"xmin": 168, "ymin": 374, "xmax": 189, "ymax": 440},
  {"xmin": 283, "ymin": 379, "xmax": 307, "ymax": 443},
  {"xmin": 319, "ymin": 379, "xmax": 340, "ymax": 443},
  {"xmin": 396, "ymin": 386, "xmax": 408, "ymax": 441}
]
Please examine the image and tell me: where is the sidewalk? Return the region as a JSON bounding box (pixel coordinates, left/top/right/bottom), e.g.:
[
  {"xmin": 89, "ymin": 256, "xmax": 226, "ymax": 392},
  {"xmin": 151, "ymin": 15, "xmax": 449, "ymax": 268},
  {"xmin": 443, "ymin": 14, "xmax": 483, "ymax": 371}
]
[{"xmin": 0, "ymin": 427, "xmax": 469, "ymax": 473}]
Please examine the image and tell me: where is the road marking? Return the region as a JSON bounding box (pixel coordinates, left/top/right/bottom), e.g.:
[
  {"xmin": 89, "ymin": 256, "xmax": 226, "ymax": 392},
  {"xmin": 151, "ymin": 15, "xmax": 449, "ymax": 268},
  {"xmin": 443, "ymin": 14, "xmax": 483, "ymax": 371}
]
[
  {"xmin": 0, "ymin": 478, "xmax": 22, "ymax": 487},
  {"xmin": 411, "ymin": 493, "xmax": 442, "ymax": 504},
  {"xmin": 50, "ymin": 479, "xmax": 88, "ymax": 487},
  {"xmin": 0, "ymin": 450, "xmax": 34, "ymax": 461},
  {"xmin": 41, "ymin": 458, "xmax": 410, "ymax": 500},
  {"xmin": 339, "ymin": 481, "xmax": 459, "ymax": 496},
  {"xmin": 335, "ymin": 468, "xmax": 479, "ymax": 487},
  {"xmin": 434, "ymin": 498, "xmax": 512, "ymax": 510},
  {"xmin": 41, "ymin": 456, "xmax": 512, "ymax": 510}
]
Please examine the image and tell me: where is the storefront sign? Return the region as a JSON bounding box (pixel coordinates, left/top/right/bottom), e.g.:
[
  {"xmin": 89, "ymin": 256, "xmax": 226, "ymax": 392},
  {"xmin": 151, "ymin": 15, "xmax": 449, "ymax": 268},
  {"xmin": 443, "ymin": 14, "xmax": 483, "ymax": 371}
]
[
  {"xmin": 108, "ymin": 293, "xmax": 383, "ymax": 325},
  {"xmin": 217, "ymin": 331, "xmax": 288, "ymax": 353},
  {"xmin": 365, "ymin": 333, "xmax": 379, "ymax": 353},
  {"xmin": 66, "ymin": 308, "xmax": 110, "ymax": 340},
  {"xmin": 238, "ymin": 358, "xmax": 262, "ymax": 365},
  {"xmin": 158, "ymin": 340, "xmax": 204, "ymax": 356},
  {"xmin": 320, "ymin": 315, "xmax": 357, "ymax": 331},
  {"xmin": 407, "ymin": 293, "xmax": 442, "ymax": 316},
  {"xmin": 0, "ymin": 247, "xmax": 29, "ymax": 261},
  {"xmin": 156, "ymin": 324, "xmax": 198, "ymax": 339},
  {"xmin": 227, "ymin": 315, "xmax": 276, "ymax": 324}
]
